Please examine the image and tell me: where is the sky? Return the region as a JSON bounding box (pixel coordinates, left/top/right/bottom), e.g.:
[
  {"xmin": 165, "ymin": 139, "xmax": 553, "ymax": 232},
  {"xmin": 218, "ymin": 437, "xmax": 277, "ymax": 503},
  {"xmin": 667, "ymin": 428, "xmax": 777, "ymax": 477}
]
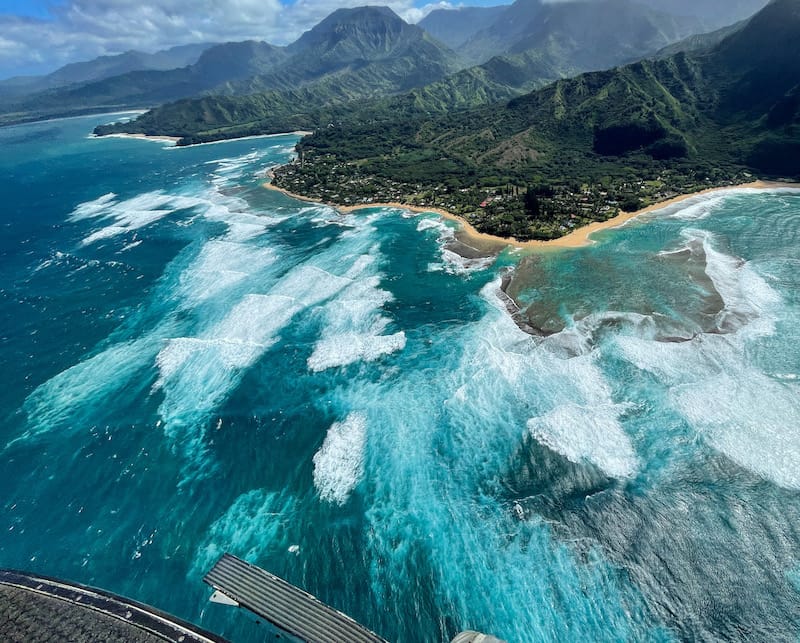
[{"xmin": 0, "ymin": 0, "xmax": 502, "ymax": 79}]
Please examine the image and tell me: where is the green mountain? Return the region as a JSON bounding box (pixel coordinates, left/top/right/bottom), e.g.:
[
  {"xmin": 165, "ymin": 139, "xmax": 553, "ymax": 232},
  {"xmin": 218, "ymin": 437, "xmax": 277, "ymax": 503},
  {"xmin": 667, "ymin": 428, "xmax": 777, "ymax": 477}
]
[
  {"xmin": 10, "ymin": 6, "xmax": 459, "ymax": 129},
  {"xmin": 654, "ymin": 19, "xmax": 749, "ymax": 58},
  {"xmin": 96, "ymin": 0, "xmax": 718, "ymax": 143},
  {"xmin": 220, "ymin": 6, "xmax": 460, "ymax": 95},
  {"xmin": 94, "ymin": 7, "xmax": 463, "ymax": 143},
  {"xmin": 4, "ymin": 41, "xmax": 288, "ymax": 120},
  {"xmin": 0, "ymin": 43, "xmax": 214, "ymax": 101},
  {"xmin": 456, "ymin": 0, "xmax": 701, "ymax": 67},
  {"xmin": 418, "ymin": 5, "xmax": 510, "ymax": 50},
  {"xmin": 270, "ymin": 0, "xmax": 800, "ymax": 240}
]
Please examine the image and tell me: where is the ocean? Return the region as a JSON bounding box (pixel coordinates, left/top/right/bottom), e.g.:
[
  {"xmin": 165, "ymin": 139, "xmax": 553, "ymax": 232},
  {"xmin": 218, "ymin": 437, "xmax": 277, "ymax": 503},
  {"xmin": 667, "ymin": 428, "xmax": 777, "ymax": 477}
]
[{"xmin": 1, "ymin": 113, "xmax": 799, "ymax": 642}]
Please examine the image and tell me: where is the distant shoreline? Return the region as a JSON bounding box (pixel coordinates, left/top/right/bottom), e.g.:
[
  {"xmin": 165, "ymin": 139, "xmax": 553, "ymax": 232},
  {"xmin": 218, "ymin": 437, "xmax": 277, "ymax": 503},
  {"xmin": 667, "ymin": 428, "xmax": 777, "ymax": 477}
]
[
  {"xmin": 94, "ymin": 130, "xmax": 313, "ymax": 147},
  {"xmin": 0, "ymin": 109, "xmax": 147, "ymax": 130},
  {"xmin": 263, "ymin": 177, "xmax": 800, "ymax": 250},
  {"xmin": 94, "ymin": 132, "xmax": 182, "ymax": 144}
]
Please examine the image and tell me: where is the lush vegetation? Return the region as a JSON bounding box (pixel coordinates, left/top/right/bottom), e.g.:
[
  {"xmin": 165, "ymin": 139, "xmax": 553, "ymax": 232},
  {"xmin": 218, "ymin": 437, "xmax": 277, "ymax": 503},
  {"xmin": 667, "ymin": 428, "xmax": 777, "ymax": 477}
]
[
  {"xmin": 92, "ymin": 0, "xmax": 720, "ymax": 145},
  {"xmin": 7, "ymin": 7, "xmax": 460, "ymax": 127},
  {"xmin": 272, "ymin": 0, "xmax": 800, "ymax": 240}
]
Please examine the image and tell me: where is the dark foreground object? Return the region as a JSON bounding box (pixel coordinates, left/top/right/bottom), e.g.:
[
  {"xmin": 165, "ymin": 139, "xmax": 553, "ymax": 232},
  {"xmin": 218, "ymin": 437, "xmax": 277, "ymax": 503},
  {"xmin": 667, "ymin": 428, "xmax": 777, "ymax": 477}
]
[
  {"xmin": 204, "ymin": 553, "xmax": 387, "ymax": 643},
  {"xmin": 204, "ymin": 553, "xmax": 506, "ymax": 643},
  {"xmin": 0, "ymin": 569, "xmax": 226, "ymax": 643}
]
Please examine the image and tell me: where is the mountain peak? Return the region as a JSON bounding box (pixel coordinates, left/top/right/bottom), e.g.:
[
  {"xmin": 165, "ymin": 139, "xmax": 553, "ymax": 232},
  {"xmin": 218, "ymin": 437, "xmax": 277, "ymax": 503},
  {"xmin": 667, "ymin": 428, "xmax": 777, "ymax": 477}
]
[
  {"xmin": 287, "ymin": 5, "xmax": 426, "ymax": 58},
  {"xmin": 321, "ymin": 5, "xmax": 400, "ymax": 22},
  {"xmin": 294, "ymin": 5, "xmax": 405, "ymax": 42}
]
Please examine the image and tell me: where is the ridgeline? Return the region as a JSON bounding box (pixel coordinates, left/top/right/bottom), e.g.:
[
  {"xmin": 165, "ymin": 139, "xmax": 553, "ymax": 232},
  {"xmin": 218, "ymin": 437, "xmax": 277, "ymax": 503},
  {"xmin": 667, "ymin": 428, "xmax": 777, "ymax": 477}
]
[{"xmin": 271, "ymin": 0, "xmax": 800, "ymax": 241}]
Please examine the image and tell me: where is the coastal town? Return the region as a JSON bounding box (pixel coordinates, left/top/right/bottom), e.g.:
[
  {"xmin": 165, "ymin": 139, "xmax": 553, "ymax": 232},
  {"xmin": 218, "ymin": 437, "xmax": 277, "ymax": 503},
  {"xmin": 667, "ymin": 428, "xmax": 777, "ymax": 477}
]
[{"xmin": 272, "ymin": 151, "xmax": 757, "ymax": 241}]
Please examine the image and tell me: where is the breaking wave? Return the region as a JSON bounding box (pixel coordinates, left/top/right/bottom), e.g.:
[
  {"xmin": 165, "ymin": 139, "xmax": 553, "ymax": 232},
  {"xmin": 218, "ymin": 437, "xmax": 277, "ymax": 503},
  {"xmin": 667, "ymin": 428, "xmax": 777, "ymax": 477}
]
[{"xmin": 312, "ymin": 413, "xmax": 368, "ymax": 505}]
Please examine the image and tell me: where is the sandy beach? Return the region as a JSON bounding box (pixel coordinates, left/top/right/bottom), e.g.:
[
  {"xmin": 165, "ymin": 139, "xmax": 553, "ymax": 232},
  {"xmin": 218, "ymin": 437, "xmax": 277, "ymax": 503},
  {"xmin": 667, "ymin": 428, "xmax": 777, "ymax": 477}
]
[
  {"xmin": 100, "ymin": 130, "xmax": 314, "ymax": 147},
  {"xmin": 99, "ymin": 132, "xmax": 182, "ymax": 144},
  {"xmin": 264, "ymin": 179, "xmax": 800, "ymax": 251}
]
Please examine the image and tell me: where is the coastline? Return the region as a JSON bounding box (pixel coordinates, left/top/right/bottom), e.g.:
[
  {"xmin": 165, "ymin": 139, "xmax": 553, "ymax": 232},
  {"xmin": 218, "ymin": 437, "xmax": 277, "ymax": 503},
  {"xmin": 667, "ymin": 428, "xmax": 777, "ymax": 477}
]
[
  {"xmin": 96, "ymin": 132, "xmax": 182, "ymax": 144},
  {"xmin": 167, "ymin": 130, "xmax": 314, "ymax": 148},
  {"xmin": 96, "ymin": 130, "xmax": 314, "ymax": 147},
  {"xmin": 263, "ymin": 178, "xmax": 800, "ymax": 250}
]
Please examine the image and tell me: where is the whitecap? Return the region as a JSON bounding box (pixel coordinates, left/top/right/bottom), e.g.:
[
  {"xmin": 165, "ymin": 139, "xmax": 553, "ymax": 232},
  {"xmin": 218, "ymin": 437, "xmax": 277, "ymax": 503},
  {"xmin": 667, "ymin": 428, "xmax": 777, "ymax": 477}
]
[
  {"xmin": 175, "ymin": 239, "xmax": 277, "ymax": 305},
  {"xmin": 615, "ymin": 235, "xmax": 798, "ymax": 488},
  {"xmin": 417, "ymin": 216, "xmax": 493, "ymax": 274},
  {"xmin": 18, "ymin": 338, "xmax": 158, "ymax": 443},
  {"xmin": 155, "ymin": 294, "xmax": 301, "ymax": 390},
  {"xmin": 69, "ymin": 190, "xmax": 205, "ymax": 245},
  {"xmin": 312, "ymin": 413, "xmax": 368, "ymax": 504},
  {"xmin": 309, "ymin": 331, "xmax": 407, "ymax": 372},
  {"xmin": 527, "ymin": 403, "xmax": 638, "ymax": 479},
  {"xmin": 673, "ymin": 373, "xmax": 800, "ymax": 489},
  {"xmin": 307, "ymin": 272, "xmax": 406, "ymax": 372}
]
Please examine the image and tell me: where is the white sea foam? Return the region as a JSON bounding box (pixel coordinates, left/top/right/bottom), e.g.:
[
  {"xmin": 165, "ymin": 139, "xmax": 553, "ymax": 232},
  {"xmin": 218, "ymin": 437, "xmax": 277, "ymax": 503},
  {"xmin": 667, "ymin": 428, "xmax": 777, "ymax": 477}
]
[
  {"xmin": 350, "ymin": 278, "xmax": 644, "ymax": 640},
  {"xmin": 417, "ymin": 216, "xmax": 493, "ymax": 274},
  {"xmin": 70, "ymin": 185, "xmax": 278, "ymax": 247},
  {"xmin": 156, "ymin": 294, "xmax": 301, "ymax": 388},
  {"xmin": 614, "ymin": 235, "xmax": 799, "ymax": 488},
  {"xmin": 307, "ymin": 272, "xmax": 406, "ymax": 371},
  {"xmin": 674, "ymin": 373, "xmax": 800, "ymax": 489},
  {"xmin": 155, "ymin": 216, "xmax": 385, "ymax": 455},
  {"xmin": 663, "ymin": 194, "xmax": 727, "ymax": 221},
  {"xmin": 694, "ymin": 230, "xmax": 780, "ymax": 334},
  {"xmin": 417, "ymin": 217, "xmax": 451, "ymax": 235},
  {"xmin": 312, "ymin": 412, "xmax": 368, "ymax": 504},
  {"xmin": 154, "ymin": 294, "xmax": 302, "ymax": 456},
  {"xmin": 440, "ymin": 248, "xmax": 496, "ymax": 275},
  {"xmin": 344, "ymin": 252, "xmax": 377, "ymax": 279},
  {"xmin": 648, "ymin": 187, "xmax": 800, "ymax": 224},
  {"xmin": 441, "ymin": 278, "xmax": 641, "ymax": 479},
  {"xmin": 18, "ymin": 338, "xmax": 158, "ymax": 442},
  {"xmin": 270, "ymin": 265, "xmax": 352, "ymax": 307},
  {"xmin": 528, "ymin": 403, "xmax": 637, "ymax": 479},
  {"xmin": 175, "ymin": 239, "xmax": 277, "ymax": 304},
  {"xmin": 70, "ymin": 190, "xmax": 205, "ymax": 245},
  {"xmin": 206, "ymin": 151, "xmax": 266, "ymax": 188},
  {"xmin": 70, "ymin": 192, "xmax": 117, "ymax": 219},
  {"xmin": 309, "ymin": 331, "xmax": 407, "ymax": 372},
  {"xmin": 119, "ymin": 239, "xmax": 143, "ymax": 252}
]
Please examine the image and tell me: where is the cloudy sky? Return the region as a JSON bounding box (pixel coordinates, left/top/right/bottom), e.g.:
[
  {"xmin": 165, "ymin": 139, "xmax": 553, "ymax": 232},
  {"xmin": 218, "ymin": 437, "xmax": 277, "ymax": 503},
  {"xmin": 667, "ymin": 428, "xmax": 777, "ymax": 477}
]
[{"xmin": 0, "ymin": 0, "xmax": 502, "ymax": 78}]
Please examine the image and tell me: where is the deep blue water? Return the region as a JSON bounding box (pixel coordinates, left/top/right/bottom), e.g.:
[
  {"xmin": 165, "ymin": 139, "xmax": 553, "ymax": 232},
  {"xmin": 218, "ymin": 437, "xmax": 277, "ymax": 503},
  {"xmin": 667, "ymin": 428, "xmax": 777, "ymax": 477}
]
[{"xmin": 1, "ymin": 114, "xmax": 800, "ymax": 642}]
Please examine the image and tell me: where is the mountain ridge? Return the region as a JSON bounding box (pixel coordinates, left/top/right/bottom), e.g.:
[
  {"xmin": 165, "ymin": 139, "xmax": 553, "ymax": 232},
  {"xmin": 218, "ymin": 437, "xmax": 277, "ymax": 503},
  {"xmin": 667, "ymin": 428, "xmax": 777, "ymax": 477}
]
[
  {"xmin": 6, "ymin": 6, "xmax": 460, "ymax": 127},
  {"xmin": 96, "ymin": 0, "xmax": 725, "ymax": 142},
  {"xmin": 0, "ymin": 43, "xmax": 214, "ymax": 103},
  {"xmin": 268, "ymin": 0, "xmax": 800, "ymax": 240}
]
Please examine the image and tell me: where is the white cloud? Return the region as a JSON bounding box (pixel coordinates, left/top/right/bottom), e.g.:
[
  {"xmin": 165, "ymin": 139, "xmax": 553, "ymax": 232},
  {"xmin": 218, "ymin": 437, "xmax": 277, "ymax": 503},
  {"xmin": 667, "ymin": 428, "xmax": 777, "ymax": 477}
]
[{"xmin": 0, "ymin": 0, "xmax": 456, "ymax": 79}]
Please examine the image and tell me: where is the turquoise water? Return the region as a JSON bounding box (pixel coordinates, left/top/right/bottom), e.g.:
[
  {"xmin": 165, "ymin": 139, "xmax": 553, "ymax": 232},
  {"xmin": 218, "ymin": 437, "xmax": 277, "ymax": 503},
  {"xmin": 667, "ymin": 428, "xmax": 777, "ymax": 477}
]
[{"xmin": 1, "ymin": 114, "xmax": 799, "ymax": 642}]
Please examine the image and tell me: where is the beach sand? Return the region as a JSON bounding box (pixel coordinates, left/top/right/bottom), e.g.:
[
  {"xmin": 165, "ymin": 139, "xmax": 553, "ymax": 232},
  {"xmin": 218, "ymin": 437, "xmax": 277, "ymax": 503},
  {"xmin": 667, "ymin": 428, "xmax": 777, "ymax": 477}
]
[
  {"xmin": 263, "ymin": 179, "xmax": 800, "ymax": 251},
  {"xmin": 100, "ymin": 130, "xmax": 314, "ymax": 147},
  {"xmin": 100, "ymin": 132, "xmax": 182, "ymax": 144}
]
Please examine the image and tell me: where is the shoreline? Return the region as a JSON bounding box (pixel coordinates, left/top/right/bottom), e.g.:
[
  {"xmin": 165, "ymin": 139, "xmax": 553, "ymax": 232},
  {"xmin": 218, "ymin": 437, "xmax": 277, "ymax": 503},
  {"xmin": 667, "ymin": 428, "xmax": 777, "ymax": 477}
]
[
  {"xmin": 263, "ymin": 178, "xmax": 800, "ymax": 250},
  {"xmin": 95, "ymin": 132, "xmax": 182, "ymax": 144},
  {"xmin": 96, "ymin": 130, "xmax": 313, "ymax": 147},
  {"xmin": 168, "ymin": 130, "xmax": 314, "ymax": 148},
  {"xmin": 1, "ymin": 109, "xmax": 147, "ymax": 130}
]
